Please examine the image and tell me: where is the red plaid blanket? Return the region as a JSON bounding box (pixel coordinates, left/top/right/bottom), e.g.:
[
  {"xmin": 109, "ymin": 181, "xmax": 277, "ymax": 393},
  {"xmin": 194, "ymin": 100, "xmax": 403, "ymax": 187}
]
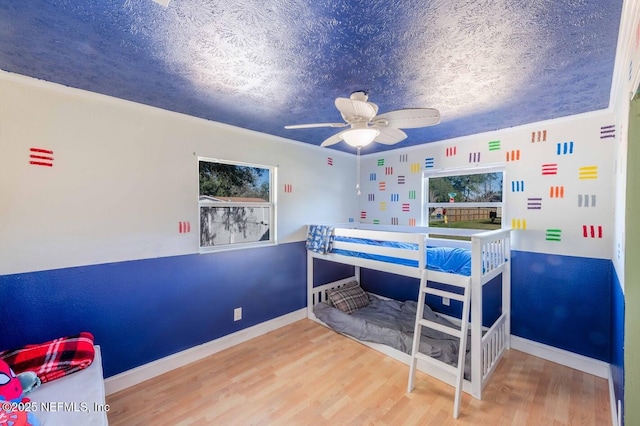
[{"xmin": 0, "ymin": 332, "xmax": 95, "ymax": 384}]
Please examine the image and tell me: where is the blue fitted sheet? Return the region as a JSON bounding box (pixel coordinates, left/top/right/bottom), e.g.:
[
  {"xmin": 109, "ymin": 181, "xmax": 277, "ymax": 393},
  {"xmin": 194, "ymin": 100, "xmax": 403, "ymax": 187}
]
[{"xmin": 333, "ymin": 236, "xmax": 472, "ymax": 276}]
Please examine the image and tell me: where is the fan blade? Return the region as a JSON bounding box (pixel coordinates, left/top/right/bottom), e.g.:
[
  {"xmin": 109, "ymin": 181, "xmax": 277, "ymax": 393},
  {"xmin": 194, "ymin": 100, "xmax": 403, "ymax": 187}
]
[
  {"xmin": 374, "ymin": 127, "xmax": 407, "ymax": 145},
  {"xmin": 285, "ymin": 122, "xmax": 348, "ymax": 129},
  {"xmin": 375, "ymin": 108, "xmax": 440, "ymax": 129},
  {"xmin": 320, "ymin": 130, "xmax": 347, "ymax": 147},
  {"xmin": 335, "ymin": 97, "xmax": 378, "ymax": 121}
]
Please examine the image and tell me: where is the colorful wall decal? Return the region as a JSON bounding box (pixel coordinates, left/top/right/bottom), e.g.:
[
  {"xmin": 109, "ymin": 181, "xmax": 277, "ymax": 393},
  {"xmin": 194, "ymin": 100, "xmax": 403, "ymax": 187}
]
[
  {"xmin": 408, "ymin": 190, "xmax": 416, "ymax": 199},
  {"xmin": 327, "ymin": 157, "xmax": 333, "ymax": 165},
  {"xmin": 408, "ymin": 218, "xmax": 416, "ymax": 226},
  {"xmin": 511, "ymin": 180, "xmax": 525, "ymax": 192},
  {"xmin": 178, "ymin": 221, "xmax": 191, "ymax": 233},
  {"xmin": 360, "ymin": 211, "xmax": 367, "ymax": 219},
  {"xmin": 550, "ymin": 186, "xmax": 565, "ymax": 198},
  {"xmin": 380, "ymin": 202, "xmax": 387, "ymax": 211},
  {"xmin": 541, "ymin": 163, "xmax": 558, "ymax": 175},
  {"xmin": 399, "ymin": 154, "xmax": 408, "ymax": 162},
  {"xmin": 512, "ymin": 219, "xmax": 527, "ymax": 230},
  {"xmin": 402, "ymin": 203, "xmax": 410, "ymax": 212},
  {"xmin": 368, "ymin": 193, "xmax": 375, "ymax": 201},
  {"xmin": 531, "ymin": 130, "xmax": 547, "ymax": 142},
  {"xmin": 284, "ymin": 183, "xmax": 293, "ymax": 193},
  {"xmin": 373, "ymin": 219, "xmax": 380, "ymax": 225},
  {"xmin": 385, "ymin": 166, "xmax": 393, "ymax": 175},
  {"xmin": 506, "ymin": 150, "xmax": 521, "ymax": 161},
  {"xmin": 527, "ymin": 197, "xmax": 542, "ymax": 209},
  {"xmin": 545, "ymin": 229, "xmax": 562, "ymax": 241},
  {"xmin": 600, "ymin": 125, "xmax": 615, "ymax": 139},
  {"xmin": 390, "ymin": 193, "xmax": 399, "ymax": 202},
  {"xmin": 377, "ymin": 159, "xmax": 385, "ymax": 166},
  {"xmin": 582, "ymin": 225, "xmax": 603, "ymax": 238},
  {"xmin": 488, "ymin": 140, "xmax": 501, "ymax": 151},
  {"xmin": 424, "ymin": 158, "xmax": 434, "ymax": 169},
  {"xmin": 469, "ymin": 152, "xmax": 481, "ymax": 163},
  {"xmin": 578, "ymin": 194, "xmax": 597, "ymax": 207},
  {"xmin": 391, "ymin": 217, "xmax": 399, "ymax": 225},
  {"xmin": 556, "ymin": 141, "xmax": 574, "ymax": 155},
  {"xmin": 397, "ymin": 175, "xmax": 406, "ymax": 184},
  {"xmin": 446, "ymin": 146, "xmax": 457, "ymax": 156},
  {"xmin": 369, "ymin": 172, "xmax": 377, "ymax": 181},
  {"xmin": 578, "ymin": 166, "xmax": 598, "ymax": 179},
  {"xmin": 29, "ymin": 147, "xmax": 54, "ymax": 167}
]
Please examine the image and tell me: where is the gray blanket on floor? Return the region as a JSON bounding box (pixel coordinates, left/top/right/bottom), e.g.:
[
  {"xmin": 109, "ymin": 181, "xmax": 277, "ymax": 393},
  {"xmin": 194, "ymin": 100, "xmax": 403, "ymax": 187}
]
[{"xmin": 313, "ymin": 294, "xmax": 471, "ymax": 379}]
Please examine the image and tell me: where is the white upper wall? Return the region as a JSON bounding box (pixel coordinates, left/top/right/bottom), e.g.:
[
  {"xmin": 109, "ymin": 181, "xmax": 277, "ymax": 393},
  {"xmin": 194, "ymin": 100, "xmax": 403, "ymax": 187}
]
[
  {"xmin": 358, "ymin": 111, "xmax": 616, "ymax": 260},
  {"xmin": 0, "ymin": 71, "xmax": 357, "ymax": 275}
]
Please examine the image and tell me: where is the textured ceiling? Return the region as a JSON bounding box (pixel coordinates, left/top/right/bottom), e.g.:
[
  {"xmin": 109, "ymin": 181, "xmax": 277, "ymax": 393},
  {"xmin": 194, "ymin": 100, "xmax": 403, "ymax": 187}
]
[{"xmin": 0, "ymin": 0, "xmax": 623, "ymax": 153}]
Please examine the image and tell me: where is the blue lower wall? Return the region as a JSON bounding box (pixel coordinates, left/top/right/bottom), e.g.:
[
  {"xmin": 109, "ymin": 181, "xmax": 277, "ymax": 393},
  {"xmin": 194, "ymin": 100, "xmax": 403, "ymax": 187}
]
[
  {"xmin": 351, "ymin": 251, "xmax": 612, "ymax": 362},
  {"xmin": 2, "ymin": 245, "xmax": 614, "ymax": 379},
  {"xmin": 611, "ymin": 266, "xmax": 625, "ymax": 422},
  {"xmin": 0, "ymin": 242, "xmax": 307, "ymax": 378},
  {"xmin": 511, "ymin": 250, "xmax": 612, "ymax": 362}
]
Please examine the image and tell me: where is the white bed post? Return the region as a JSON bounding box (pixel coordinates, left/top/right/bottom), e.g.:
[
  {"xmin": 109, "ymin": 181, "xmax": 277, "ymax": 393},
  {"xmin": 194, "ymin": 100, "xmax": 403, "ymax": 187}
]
[
  {"xmin": 355, "ymin": 265, "xmax": 361, "ymax": 283},
  {"xmin": 503, "ymin": 234, "xmax": 511, "ymax": 350},
  {"xmin": 470, "ymin": 236, "xmax": 483, "ymax": 400}
]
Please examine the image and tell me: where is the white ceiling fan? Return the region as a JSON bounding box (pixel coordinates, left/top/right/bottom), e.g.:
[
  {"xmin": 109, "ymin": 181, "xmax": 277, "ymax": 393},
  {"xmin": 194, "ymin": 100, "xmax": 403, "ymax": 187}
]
[{"xmin": 285, "ymin": 91, "xmax": 440, "ymax": 148}]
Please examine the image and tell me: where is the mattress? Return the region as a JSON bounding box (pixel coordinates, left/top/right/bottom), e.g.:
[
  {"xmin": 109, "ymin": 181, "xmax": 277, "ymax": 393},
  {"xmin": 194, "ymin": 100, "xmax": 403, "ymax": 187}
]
[
  {"xmin": 333, "ymin": 236, "xmax": 472, "ymax": 275},
  {"xmin": 314, "ymin": 294, "xmax": 471, "ymax": 379},
  {"xmin": 27, "ymin": 345, "xmax": 108, "ymax": 426}
]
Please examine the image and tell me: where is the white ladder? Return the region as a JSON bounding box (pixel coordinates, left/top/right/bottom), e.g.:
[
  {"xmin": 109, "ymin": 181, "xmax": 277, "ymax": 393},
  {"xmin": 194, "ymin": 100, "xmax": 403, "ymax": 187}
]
[{"xmin": 407, "ymin": 270, "xmax": 471, "ymax": 419}]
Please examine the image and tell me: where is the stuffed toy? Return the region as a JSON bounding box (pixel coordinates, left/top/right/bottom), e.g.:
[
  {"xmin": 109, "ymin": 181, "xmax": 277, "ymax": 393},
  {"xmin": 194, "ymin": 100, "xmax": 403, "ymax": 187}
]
[{"xmin": 0, "ymin": 359, "xmax": 39, "ymax": 426}]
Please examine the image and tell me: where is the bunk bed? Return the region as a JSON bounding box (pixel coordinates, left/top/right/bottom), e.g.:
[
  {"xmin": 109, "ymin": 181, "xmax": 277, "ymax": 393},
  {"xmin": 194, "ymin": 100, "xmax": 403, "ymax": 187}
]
[{"xmin": 306, "ymin": 223, "xmax": 511, "ymax": 401}]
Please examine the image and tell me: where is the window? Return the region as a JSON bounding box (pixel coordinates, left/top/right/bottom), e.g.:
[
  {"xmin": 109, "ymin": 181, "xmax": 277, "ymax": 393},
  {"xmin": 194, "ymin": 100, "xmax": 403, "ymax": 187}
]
[
  {"xmin": 423, "ymin": 167, "xmax": 504, "ymax": 231},
  {"xmin": 199, "ymin": 158, "xmax": 275, "ymax": 250}
]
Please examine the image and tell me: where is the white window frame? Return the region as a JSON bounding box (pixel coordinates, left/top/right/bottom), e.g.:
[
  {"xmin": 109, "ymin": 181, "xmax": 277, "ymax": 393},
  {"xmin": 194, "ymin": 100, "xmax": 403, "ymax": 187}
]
[
  {"xmin": 198, "ymin": 157, "xmax": 277, "ymax": 252},
  {"xmin": 421, "ymin": 165, "xmax": 505, "ymax": 230}
]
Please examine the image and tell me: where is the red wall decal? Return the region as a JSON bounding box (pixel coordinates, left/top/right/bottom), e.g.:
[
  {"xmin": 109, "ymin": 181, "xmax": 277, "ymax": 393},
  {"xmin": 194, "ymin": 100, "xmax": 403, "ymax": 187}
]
[
  {"xmin": 582, "ymin": 225, "xmax": 603, "ymax": 238},
  {"xmin": 29, "ymin": 148, "xmax": 54, "ymax": 167},
  {"xmin": 541, "ymin": 163, "xmax": 558, "ymax": 175}
]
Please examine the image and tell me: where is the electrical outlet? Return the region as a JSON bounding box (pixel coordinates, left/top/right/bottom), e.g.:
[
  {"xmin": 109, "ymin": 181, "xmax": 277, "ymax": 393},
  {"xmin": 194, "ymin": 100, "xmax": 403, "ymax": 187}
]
[
  {"xmin": 442, "ymin": 297, "xmax": 450, "ymax": 306},
  {"xmin": 234, "ymin": 307, "xmax": 242, "ymax": 321}
]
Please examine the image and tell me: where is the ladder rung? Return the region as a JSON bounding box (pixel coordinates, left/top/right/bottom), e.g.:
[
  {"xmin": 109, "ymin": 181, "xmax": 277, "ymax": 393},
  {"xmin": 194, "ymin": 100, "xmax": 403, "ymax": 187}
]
[
  {"xmin": 422, "ymin": 287, "xmax": 466, "ymax": 302},
  {"xmin": 413, "ymin": 352, "xmax": 459, "ymax": 376},
  {"xmin": 418, "ymin": 319, "xmax": 462, "ymax": 338}
]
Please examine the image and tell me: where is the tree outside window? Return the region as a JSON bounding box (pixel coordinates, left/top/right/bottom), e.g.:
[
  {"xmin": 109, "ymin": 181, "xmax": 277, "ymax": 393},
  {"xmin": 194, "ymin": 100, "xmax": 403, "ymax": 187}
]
[
  {"xmin": 426, "ymin": 170, "xmax": 503, "ymax": 230},
  {"xmin": 199, "ymin": 159, "xmax": 274, "ymax": 249}
]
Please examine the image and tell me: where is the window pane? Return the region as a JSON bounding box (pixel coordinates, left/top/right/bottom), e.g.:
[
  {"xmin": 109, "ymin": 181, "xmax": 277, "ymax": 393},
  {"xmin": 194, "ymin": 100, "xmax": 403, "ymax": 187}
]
[
  {"xmin": 200, "ymin": 206, "xmax": 270, "ymax": 247},
  {"xmin": 429, "ymin": 207, "xmax": 501, "ymax": 230},
  {"xmin": 199, "ymin": 161, "xmax": 270, "ymax": 202},
  {"xmin": 428, "ymin": 172, "xmax": 502, "ymax": 203},
  {"xmin": 426, "ymin": 171, "xmax": 503, "ymax": 231}
]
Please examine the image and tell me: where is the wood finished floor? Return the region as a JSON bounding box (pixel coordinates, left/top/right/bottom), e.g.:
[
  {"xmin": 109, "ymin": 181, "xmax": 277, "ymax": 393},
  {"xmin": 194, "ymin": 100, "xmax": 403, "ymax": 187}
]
[{"xmin": 106, "ymin": 320, "xmax": 610, "ymax": 425}]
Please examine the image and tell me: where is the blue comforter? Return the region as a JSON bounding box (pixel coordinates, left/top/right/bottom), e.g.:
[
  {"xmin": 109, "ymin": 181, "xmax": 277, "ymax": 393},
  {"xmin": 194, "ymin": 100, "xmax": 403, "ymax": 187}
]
[{"xmin": 333, "ymin": 236, "xmax": 472, "ymax": 276}]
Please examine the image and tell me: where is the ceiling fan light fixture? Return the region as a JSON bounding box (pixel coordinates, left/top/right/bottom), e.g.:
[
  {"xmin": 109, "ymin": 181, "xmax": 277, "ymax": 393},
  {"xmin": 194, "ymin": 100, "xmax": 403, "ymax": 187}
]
[{"xmin": 342, "ymin": 128, "xmax": 380, "ymax": 147}]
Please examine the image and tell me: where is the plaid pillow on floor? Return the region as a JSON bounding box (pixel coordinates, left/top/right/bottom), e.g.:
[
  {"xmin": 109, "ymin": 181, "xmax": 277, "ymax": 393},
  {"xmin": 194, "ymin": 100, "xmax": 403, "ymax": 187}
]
[{"xmin": 327, "ymin": 281, "xmax": 370, "ymax": 314}]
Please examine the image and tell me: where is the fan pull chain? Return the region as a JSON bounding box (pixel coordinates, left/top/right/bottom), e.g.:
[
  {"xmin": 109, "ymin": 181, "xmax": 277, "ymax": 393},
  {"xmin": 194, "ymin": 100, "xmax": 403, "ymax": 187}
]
[{"xmin": 356, "ymin": 147, "xmax": 361, "ymax": 195}]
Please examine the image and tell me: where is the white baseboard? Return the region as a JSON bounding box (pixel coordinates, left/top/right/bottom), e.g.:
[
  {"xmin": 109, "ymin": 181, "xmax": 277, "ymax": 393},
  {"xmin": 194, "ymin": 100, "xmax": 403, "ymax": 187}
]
[
  {"xmin": 608, "ymin": 366, "xmax": 621, "ymax": 426},
  {"xmin": 510, "ymin": 335, "xmax": 609, "ymax": 379},
  {"xmin": 104, "ymin": 308, "xmax": 307, "ymax": 395}
]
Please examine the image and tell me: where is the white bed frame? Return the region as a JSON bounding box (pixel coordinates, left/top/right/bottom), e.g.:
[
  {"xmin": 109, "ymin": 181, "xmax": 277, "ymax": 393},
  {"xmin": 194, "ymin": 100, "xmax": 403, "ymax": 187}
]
[{"xmin": 306, "ymin": 223, "xmax": 511, "ymax": 400}]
